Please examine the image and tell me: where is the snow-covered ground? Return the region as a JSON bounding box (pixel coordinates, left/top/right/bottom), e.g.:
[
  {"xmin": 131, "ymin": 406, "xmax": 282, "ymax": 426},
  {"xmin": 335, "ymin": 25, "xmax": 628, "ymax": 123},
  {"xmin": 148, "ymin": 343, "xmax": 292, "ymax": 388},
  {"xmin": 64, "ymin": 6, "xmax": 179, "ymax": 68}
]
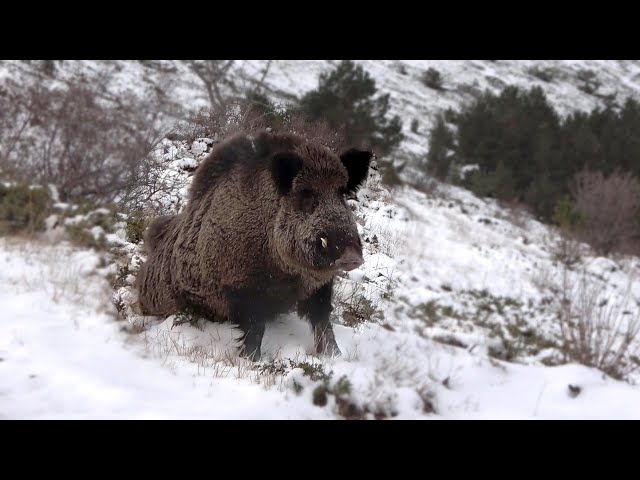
[
  {"xmin": 3, "ymin": 60, "xmax": 640, "ymax": 419},
  {"xmin": 0, "ymin": 239, "xmax": 334, "ymax": 419},
  {"xmin": 3, "ymin": 195, "xmax": 640, "ymax": 419}
]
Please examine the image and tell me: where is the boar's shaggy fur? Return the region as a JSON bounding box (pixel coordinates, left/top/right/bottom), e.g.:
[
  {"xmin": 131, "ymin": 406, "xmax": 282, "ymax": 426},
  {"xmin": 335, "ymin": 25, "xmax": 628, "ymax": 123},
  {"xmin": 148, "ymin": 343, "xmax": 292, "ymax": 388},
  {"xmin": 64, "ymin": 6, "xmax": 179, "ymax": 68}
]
[{"xmin": 135, "ymin": 130, "xmax": 374, "ymax": 361}]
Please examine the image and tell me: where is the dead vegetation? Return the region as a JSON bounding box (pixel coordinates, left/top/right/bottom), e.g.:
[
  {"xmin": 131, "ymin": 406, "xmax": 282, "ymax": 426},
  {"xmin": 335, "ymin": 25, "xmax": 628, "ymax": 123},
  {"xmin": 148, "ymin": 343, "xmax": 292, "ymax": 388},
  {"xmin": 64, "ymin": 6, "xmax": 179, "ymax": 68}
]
[
  {"xmin": 0, "ymin": 78, "xmax": 163, "ymax": 206},
  {"xmin": 571, "ymin": 169, "xmax": 640, "ymax": 256},
  {"xmin": 557, "ymin": 268, "xmax": 640, "ymax": 380}
]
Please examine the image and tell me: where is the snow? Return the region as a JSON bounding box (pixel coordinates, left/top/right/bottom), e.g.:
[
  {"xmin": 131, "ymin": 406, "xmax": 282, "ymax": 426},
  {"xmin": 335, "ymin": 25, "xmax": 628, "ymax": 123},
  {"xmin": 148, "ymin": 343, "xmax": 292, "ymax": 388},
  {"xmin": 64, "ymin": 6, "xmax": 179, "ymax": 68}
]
[
  {"xmin": 0, "ymin": 239, "xmax": 330, "ymax": 419},
  {"xmin": 177, "ymin": 157, "xmax": 198, "ymax": 170},
  {"xmin": 347, "ymin": 269, "xmax": 367, "ymax": 282},
  {"xmin": 4, "ymin": 174, "xmax": 640, "ymax": 419}
]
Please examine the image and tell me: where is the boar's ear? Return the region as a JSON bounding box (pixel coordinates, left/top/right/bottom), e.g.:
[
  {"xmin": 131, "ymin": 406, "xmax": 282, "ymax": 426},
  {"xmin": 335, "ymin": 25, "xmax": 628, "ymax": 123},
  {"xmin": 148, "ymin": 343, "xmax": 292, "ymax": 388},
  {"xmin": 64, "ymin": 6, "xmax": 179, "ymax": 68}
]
[
  {"xmin": 271, "ymin": 151, "xmax": 304, "ymax": 195},
  {"xmin": 340, "ymin": 149, "xmax": 375, "ymax": 193}
]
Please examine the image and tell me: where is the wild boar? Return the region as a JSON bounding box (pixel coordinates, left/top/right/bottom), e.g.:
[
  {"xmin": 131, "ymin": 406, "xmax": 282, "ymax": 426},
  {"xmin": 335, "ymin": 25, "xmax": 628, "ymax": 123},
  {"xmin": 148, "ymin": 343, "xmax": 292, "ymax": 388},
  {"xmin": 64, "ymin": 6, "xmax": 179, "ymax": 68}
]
[{"xmin": 135, "ymin": 130, "xmax": 374, "ymax": 361}]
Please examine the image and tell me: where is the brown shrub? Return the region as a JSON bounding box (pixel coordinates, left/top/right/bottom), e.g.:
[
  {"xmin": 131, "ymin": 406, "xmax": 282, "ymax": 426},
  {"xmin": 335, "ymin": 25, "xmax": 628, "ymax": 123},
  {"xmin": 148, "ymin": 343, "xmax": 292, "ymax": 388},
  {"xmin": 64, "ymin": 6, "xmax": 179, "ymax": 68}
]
[
  {"xmin": 570, "ymin": 168, "xmax": 640, "ymax": 255},
  {"xmin": 557, "ymin": 268, "xmax": 640, "ymax": 380},
  {"xmin": 0, "ymin": 78, "xmax": 161, "ymax": 205}
]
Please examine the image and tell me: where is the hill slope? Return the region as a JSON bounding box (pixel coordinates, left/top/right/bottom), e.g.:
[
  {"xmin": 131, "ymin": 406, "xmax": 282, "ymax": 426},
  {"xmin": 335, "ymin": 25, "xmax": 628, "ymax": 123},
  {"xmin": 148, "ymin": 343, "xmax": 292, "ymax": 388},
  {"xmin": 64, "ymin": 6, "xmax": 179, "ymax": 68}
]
[
  {"xmin": 4, "ymin": 59, "xmax": 640, "ymax": 163},
  {"xmin": 2, "ymin": 60, "xmax": 640, "ymax": 419}
]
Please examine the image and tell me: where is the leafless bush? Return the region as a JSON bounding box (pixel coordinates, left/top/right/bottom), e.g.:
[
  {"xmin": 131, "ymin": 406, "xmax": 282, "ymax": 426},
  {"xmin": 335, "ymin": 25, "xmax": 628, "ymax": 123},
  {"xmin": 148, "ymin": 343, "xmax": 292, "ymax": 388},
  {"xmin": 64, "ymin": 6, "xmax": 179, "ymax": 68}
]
[
  {"xmin": 0, "ymin": 78, "xmax": 162, "ymax": 205},
  {"xmin": 183, "ymin": 60, "xmax": 273, "ymax": 110},
  {"xmin": 331, "ymin": 275, "xmax": 388, "ymax": 328},
  {"xmin": 169, "ymin": 100, "xmax": 276, "ymax": 143},
  {"xmin": 570, "ymin": 168, "xmax": 640, "ymax": 255},
  {"xmin": 119, "ymin": 141, "xmax": 192, "ymax": 216},
  {"xmin": 184, "ymin": 60, "xmax": 238, "ymax": 109},
  {"xmin": 170, "ymin": 100, "xmax": 346, "ymax": 154},
  {"xmin": 557, "ymin": 268, "xmax": 640, "ymax": 380},
  {"xmin": 339, "ymin": 288, "xmax": 379, "ymax": 327}
]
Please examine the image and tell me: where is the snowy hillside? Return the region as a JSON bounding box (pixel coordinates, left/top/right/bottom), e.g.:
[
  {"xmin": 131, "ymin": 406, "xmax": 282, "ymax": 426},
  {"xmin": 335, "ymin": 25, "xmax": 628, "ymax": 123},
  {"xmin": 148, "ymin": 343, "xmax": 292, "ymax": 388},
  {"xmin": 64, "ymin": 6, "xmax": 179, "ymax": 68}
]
[
  {"xmin": 4, "ymin": 60, "xmax": 640, "ymax": 165},
  {"xmin": 2, "ymin": 60, "xmax": 640, "ymax": 419},
  {"xmin": 4, "ymin": 172, "xmax": 640, "ymax": 419}
]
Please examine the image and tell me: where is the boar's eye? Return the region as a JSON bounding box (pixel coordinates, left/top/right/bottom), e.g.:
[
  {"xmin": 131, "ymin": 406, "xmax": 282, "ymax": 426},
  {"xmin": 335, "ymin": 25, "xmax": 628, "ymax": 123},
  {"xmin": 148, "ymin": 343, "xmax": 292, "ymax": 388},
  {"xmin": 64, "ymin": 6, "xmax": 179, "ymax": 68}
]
[{"xmin": 299, "ymin": 189, "xmax": 318, "ymax": 214}]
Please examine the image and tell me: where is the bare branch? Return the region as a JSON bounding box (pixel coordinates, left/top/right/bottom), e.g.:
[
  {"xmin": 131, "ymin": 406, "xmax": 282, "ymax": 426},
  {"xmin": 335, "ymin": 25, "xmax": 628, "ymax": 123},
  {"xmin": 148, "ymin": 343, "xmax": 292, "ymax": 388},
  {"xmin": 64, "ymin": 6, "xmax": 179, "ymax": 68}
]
[
  {"xmin": 255, "ymin": 60, "xmax": 272, "ymax": 92},
  {"xmin": 185, "ymin": 60, "xmax": 237, "ymax": 108}
]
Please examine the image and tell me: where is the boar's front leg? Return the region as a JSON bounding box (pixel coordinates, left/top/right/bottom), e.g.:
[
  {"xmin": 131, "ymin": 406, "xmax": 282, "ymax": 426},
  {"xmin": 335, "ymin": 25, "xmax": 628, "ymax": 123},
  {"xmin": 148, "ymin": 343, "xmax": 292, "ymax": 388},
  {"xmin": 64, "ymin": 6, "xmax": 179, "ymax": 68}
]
[
  {"xmin": 226, "ymin": 288, "xmax": 271, "ymax": 362},
  {"xmin": 298, "ymin": 280, "xmax": 342, "ymax": 358}
]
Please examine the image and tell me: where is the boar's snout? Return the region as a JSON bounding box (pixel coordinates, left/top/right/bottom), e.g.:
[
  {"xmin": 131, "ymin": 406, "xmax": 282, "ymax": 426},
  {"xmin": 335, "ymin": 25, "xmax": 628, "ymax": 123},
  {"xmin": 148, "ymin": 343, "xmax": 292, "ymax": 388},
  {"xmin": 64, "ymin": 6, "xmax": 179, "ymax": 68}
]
[
  {"xmin": 316, "ymin": 226, "xmax": 364, "ymax": 272},
  {"xmin": 334, "ymin": 245, "xmax": 364, "ymax": 271}
]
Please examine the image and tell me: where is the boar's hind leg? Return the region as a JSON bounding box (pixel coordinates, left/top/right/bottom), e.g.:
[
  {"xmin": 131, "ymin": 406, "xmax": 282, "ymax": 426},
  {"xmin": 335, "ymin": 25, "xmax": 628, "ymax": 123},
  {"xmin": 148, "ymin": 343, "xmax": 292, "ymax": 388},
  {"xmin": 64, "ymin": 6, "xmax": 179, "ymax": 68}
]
[{"xmin": 298, "ymin": 281, "xmax": 342, "ymax": 358}]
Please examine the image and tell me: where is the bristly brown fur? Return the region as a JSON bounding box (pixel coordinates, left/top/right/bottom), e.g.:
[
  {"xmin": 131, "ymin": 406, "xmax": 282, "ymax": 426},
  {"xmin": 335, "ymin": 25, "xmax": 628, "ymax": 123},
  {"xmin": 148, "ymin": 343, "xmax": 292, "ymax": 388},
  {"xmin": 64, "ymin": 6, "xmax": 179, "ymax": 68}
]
[{"xmin": 134, "ymin": 130, "xmax": 373, "ymax": 360}]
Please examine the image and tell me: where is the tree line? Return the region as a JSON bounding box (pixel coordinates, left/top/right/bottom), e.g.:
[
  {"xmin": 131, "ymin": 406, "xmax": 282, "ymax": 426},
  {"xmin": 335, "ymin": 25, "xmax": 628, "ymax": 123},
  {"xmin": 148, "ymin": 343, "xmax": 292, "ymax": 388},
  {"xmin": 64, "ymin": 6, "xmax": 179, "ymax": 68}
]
[{"xmin": 427, "ymin": 85, "xmax": 640, "ymax": 255}]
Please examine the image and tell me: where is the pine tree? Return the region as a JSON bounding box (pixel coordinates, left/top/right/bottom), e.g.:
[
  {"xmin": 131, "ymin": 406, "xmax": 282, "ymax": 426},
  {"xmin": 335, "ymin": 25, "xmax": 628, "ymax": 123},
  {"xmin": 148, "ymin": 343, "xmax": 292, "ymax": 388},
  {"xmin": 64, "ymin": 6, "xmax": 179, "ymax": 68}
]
[
  {"xmin": 426, "ymin": 115, "xmax": 455, "ymax": 180},
  {"xmin": 299, "ymin": 60, "xmax": 404, "ymax": 156}
]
